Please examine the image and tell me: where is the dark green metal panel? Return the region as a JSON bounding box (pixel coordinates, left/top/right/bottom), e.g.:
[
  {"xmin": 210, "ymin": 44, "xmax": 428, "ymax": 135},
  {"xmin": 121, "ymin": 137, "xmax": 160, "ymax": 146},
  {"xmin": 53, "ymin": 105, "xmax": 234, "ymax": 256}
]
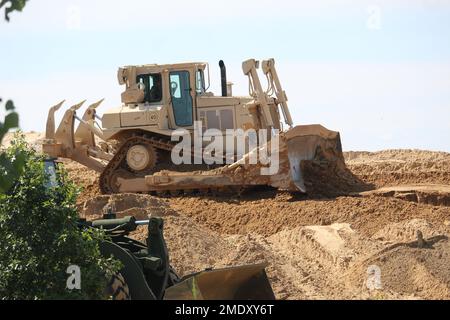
[{"xmin": 145, "ymin": 217, "xmax": 170, "ymax": 300}]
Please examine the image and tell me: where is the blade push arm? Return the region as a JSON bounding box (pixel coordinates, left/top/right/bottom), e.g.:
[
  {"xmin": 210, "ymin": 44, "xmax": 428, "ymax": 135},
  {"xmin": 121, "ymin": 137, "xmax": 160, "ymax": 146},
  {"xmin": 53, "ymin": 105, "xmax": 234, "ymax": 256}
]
[{"xmin": 262, "ymin": 58, "xmax": 293, "ymax": 128}]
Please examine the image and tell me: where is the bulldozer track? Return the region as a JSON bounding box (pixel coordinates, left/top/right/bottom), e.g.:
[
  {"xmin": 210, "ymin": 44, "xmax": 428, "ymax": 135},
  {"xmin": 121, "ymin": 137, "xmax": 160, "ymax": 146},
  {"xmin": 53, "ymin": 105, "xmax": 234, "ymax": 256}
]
[
  {"xmin": 99, "ymin": 134, "xmax": 237, "ymax": 195},
  {"xmin": 100, "ymin": 135, "xmax": 175, "ymax": 194},
  {"xmin": 149, "ymin": 185, "xmax": 248, "ymax": 197}
]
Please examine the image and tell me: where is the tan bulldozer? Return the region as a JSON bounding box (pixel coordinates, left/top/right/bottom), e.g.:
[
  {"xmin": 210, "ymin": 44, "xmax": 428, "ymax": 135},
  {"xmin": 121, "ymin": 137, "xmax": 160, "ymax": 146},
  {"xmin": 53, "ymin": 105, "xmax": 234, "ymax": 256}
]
[{"xmin": 42, "ymin": 58, "xmax": 346, "ymax": 195}]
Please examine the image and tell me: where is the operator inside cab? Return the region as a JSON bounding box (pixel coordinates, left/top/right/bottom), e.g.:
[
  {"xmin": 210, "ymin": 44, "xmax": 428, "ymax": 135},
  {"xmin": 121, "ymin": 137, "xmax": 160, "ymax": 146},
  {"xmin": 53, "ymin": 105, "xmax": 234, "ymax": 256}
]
[
  {"xmin": 149, "ymin": 75, "xmax": 162, "ymax": 102},
  {"xmin": 137, "ymin": 73, "xmax": 162, "ymax": 103}
]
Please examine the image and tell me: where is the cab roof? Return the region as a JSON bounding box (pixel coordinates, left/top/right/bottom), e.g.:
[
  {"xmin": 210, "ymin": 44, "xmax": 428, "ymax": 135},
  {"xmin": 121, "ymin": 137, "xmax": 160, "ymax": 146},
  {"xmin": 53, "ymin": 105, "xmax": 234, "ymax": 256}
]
[{"xmin": 122, "ymin": 62, "xmax": 207, "ymax": 71}]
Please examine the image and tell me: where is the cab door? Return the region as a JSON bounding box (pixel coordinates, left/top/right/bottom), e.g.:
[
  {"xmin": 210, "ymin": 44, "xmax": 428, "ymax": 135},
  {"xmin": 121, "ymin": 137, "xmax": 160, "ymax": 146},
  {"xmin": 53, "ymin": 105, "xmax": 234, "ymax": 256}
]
[{"xmin": 169, "ymin": 71, "xmax": 193, "ymax": 127}]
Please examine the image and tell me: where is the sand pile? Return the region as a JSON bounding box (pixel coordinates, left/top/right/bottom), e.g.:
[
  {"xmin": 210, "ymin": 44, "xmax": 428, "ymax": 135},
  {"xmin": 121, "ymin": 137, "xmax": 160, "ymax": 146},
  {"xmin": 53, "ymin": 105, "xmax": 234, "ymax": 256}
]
[
  {"xmin": 344, "ymin": 149, "xmax": 450, "ymax": 187},
  {"xmin": 0, "ymin": 131, "xmax": 44, "ymax": 151},
  {"xmin": 372, "ymin": 218, "xmax": 445, "ymax": 242},
  {"xmin": 166, "ymin": 193, "xmax": 450, "ymax": 238},
  {"xmin": 79, "ymin": 193, "xmax": 177, "ymax": 220},
  {"xmin": 361, "ymin": 184, "xmax": 450, "ymax": 207},
  {"xmin": 302, "ymin": 158, "xmax": 373, "ymax": 197},
  {"xmin": 348, "ymin": 231, "xmax": 450, "ymax": 300},
  {"xmin": 63, "ymin": 160, "xmax": 102, "ymax": 205}
]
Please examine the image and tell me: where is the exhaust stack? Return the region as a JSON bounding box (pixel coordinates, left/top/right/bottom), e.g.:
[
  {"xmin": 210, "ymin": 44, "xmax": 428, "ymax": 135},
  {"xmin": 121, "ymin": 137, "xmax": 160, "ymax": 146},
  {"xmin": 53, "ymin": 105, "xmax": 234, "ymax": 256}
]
[{"xmin": 219, "ymin": 60, "xmax": 227, "ymax": 97}]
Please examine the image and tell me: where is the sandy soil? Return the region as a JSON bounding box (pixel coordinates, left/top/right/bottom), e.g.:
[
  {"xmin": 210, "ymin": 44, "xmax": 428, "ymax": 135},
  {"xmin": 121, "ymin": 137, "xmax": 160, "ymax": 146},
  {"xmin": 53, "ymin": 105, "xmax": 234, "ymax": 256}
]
[
  {"xmin": 3, "ymin": 133, "xmax": 450, "ymax": 299},
  {"xmin": 75, "ymin": 148, "xmax": 450, "ymax": 300},
  {"xmin": 345, "ymin": 150, "xmax": 450, "ymax": 187}
]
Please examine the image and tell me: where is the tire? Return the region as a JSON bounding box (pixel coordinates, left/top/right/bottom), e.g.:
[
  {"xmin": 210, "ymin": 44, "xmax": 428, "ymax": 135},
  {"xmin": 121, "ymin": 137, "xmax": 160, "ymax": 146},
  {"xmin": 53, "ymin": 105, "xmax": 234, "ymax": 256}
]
[{"xmin": 106, "ymin": 273, "xmax": 131, "ymax": 300}]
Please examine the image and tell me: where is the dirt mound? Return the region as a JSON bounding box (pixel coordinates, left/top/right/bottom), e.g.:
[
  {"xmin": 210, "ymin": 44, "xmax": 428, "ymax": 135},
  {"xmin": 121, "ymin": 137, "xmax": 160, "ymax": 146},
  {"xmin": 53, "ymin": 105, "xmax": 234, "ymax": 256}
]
[
  {"xmin": 360, "ymin": 184, "xmax": 450, "ymax": 207},
  {"xmin": 1, "ymin": 131, "xmax": 44, "ymax": 151},
  {"xmin": 345, "ymin": 149, "xmax": 450, "ymax": 163},
  {"xmin": 266, "ymin": 223, "xmax": 398, "ymax": 299},
  {"xmin": 79, "ymin": 193, "xmax": 177, "ymax": 220},
  {"xmin": 62, "ymin": 160, "xmax": 101, "ymax": 205},
  {"xmin": 302, "ymin": 159, "xmax": 373, "ymax": 197},
  {"xmin": 166, "ymin": 193, "xmax": 450, "ymax": 239},
  {"xmin": 344, "ymin": 149, "xmax": 450, "ymax": 188},
  {"xmin": 372, "ymin": 219, "xmax": 444, "ymax": 242},
  {"xmin": 132, "ymin": 215, "xmax": 240, "ymax": 276},
  {"xmin": 348, "ymin": 235, "xmax": 450, "ymax": 300}
]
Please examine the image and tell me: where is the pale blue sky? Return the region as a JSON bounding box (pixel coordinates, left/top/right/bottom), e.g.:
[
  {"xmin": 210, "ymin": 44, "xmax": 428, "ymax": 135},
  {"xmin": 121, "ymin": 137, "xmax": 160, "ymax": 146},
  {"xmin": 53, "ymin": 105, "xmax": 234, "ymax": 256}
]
[{"xmin": 1, "ymin": 0, "xmax": 450, "ymax": 151}]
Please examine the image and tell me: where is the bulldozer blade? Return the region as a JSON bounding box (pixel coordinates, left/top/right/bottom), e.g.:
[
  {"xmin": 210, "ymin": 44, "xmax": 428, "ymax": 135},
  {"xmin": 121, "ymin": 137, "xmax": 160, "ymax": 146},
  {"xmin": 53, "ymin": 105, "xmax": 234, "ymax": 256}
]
[
  {"xmin": 164, "ymin": 263, "xmax": 275, "ymax": 300},
  {"xmin": 224, "ymin": 124, "xmax": 344, "ymax": 193},
  {"xmin": 284, "ymin": 124, "xmax": 344, "ymax": 193},
  {"xmin": 45, "ymin": 100, "xmax": 65, "ymax": 140}
]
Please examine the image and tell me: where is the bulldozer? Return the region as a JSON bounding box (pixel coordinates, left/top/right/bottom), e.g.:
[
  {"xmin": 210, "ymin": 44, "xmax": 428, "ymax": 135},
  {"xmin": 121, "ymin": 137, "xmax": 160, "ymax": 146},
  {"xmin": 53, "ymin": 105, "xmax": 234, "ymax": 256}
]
[{"xmin": 42, "ymin": 58, "xmax": 345, "ymax": 195}]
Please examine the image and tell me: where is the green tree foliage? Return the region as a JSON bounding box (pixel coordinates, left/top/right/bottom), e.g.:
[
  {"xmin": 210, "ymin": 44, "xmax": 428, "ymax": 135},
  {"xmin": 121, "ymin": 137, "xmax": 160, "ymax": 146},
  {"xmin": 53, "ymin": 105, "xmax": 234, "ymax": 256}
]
[
  {"xmin": 0, "ymin": 99, "xmax": 18, "ymax": 142},
  {"xmin": 0, "ymin": 0, "xmax": 28, "ymax": 21},
  {"xmin": 1, "ymin": 0, "xmax": 28, "ymax": 190},
  {"xmin": 0, "ymin": 136, "xmax": 121, "ymax": 299},
  {"xmin": 0, "ymin": 99, "xmax": 23, "ymax": 193},
  {"xmin": 0, "ymin": 1, "xmax": 121, "ymax": 300}
]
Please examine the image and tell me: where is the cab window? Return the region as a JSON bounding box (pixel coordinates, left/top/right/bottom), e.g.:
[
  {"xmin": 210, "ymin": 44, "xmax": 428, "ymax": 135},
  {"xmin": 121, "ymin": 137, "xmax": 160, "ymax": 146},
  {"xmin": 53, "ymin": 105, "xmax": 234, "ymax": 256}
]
[
  {"xmin": 136, "ymin": 73, "xmax": 162, "ymax": 103},
  {"xmin": 170, "ymin": 71, "xmax": 193, "ymax": 127},
  {"xmin": 196, "ymin": 70, "xmax": 205, "ymax": 94}
]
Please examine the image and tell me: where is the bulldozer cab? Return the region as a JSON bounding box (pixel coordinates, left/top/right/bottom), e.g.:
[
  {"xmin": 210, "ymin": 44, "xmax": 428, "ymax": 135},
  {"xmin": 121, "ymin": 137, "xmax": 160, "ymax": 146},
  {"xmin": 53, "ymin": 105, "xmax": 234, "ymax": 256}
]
[{"xmin": 118, "ymin": 62, "xmax": 208, "ymax": 130}]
